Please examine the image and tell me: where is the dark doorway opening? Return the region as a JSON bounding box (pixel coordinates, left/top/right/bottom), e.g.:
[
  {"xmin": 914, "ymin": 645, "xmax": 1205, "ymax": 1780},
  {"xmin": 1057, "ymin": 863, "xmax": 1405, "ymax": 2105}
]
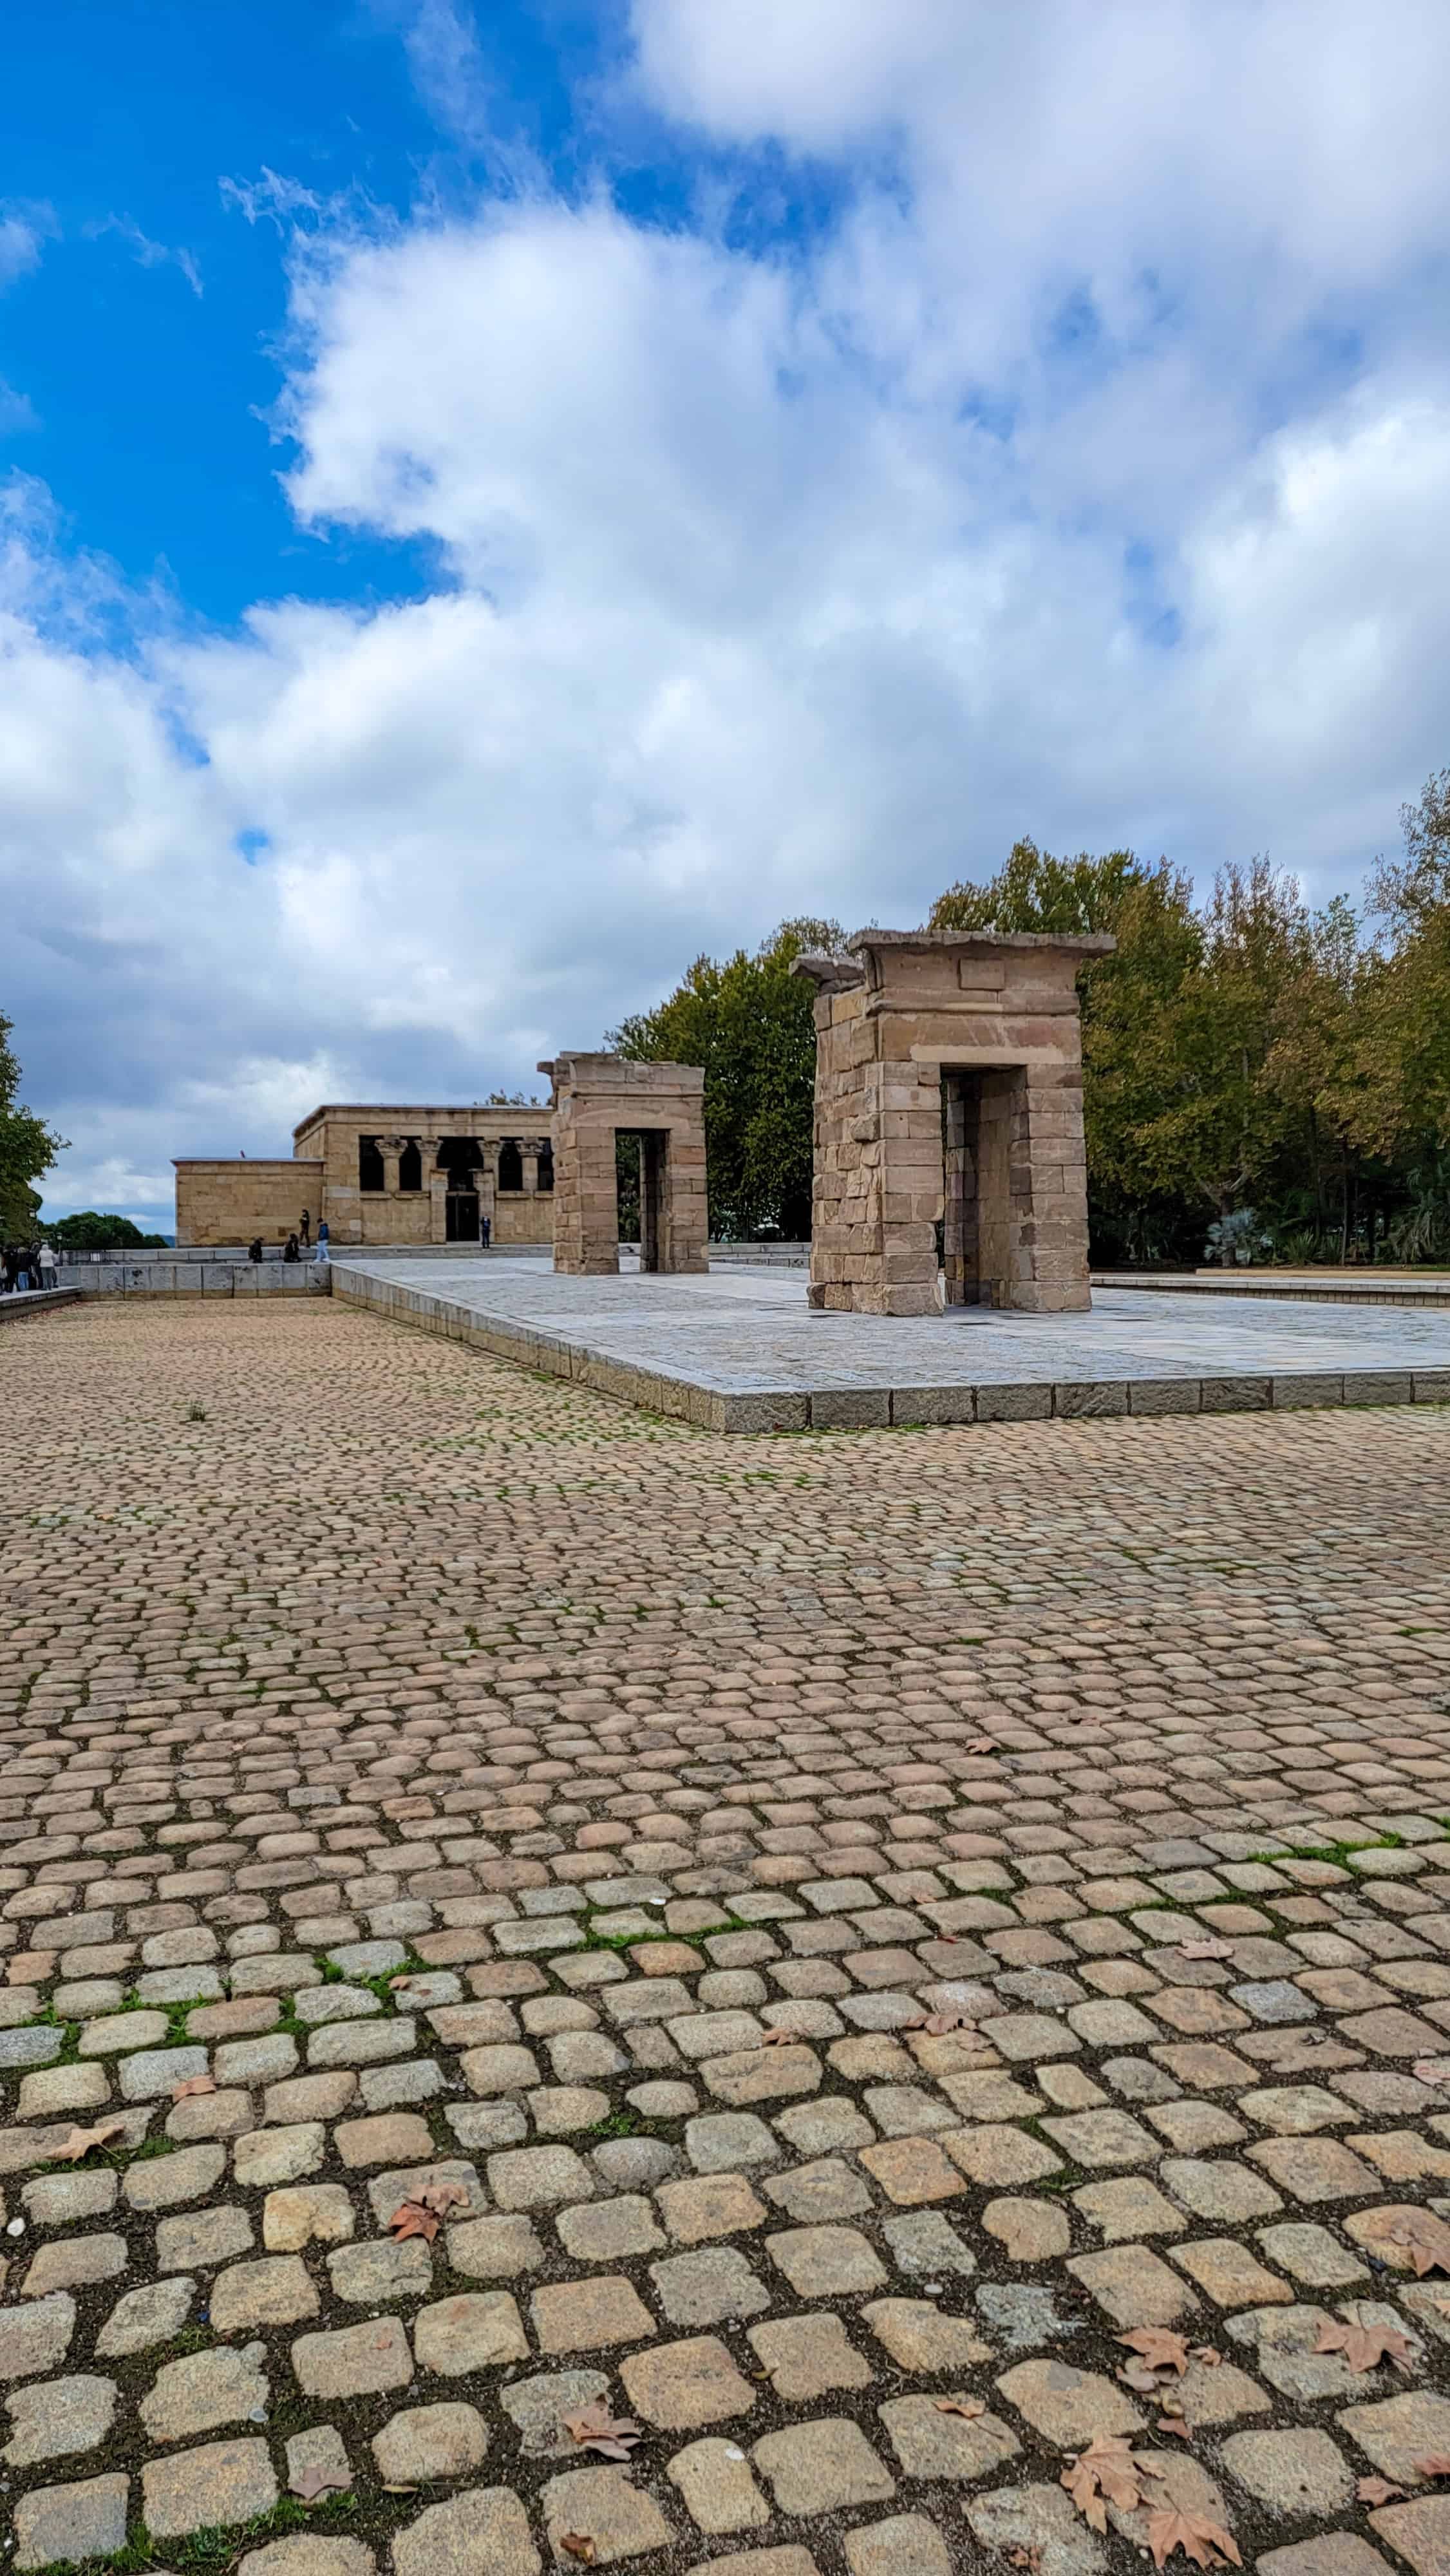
[
  {"xmin": 446, "ymin": 1191, "xmax": 480, "ymax": 1243},
  {"xmin": 497, "ymin": 1139, "xmax": 523, "ymax": 1193},
  {"xmin": 359, "ymin": 1136, "xmax": 385, "ymax": 1193},
  {"xmin": 639, "ymin": 1130, "xmax": 665, "ymax": 1272},
  {"xmin": 399, "ymin": 1142, "xmax": 422, "ymax": 1192},
  {"xmin": 536, "ymin": 1144, "xmax": 554, "ymax": 1193},
  {"xmin": 941, "ymin": 1066, "xmax": 1022, "ymax": 1309}
]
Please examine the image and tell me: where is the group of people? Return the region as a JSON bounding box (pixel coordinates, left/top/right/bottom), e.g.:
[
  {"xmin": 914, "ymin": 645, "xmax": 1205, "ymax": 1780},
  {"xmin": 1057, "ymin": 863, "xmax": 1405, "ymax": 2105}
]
[
  {"xmin": 245, "ymin": 1217, "xmax": 330, "ymax": 1265},
  {"xmin": 3, "ymin": 1243, "xmax": 57, "ymax": 1293}
]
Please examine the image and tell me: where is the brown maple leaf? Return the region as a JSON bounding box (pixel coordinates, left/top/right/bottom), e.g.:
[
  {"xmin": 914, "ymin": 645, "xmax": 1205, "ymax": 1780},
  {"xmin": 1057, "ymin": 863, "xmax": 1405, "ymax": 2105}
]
[
  {"xmin": 1060, "ymin": 2433, "xmax": 1163, "ymax": 2532},
  {"xmin": 1178, "ymin": 1937, "xmax": 1234, "ymax": 1960},
  {"xmin": 388, "ymin": 2199, "xmax": 440, "ymax": 2244},
  {"xmin": 1118, "ymin": 2327, "xmax": 1191, "ymax": 2378},
  {"xmin": 904, "ymin": 2007, "xmax": 980, "ymax": 2038},
  {"xmin": 564, "ymin": 2401, "xmax": 643, "ymax": 2461},
  {"xmin": 1386, "ymin": 2213, "xmax": 1450, "ymax": 2278},
  {"xmin": 1414, "ymin": 2456, "xmax": 1450, "ymax": 2479},
  {"xmin": 1313, "ymin": 2317, "xmax": 1415, "ymax": 2373},
  {"xmin": 935, "ymin": 2397, "xmax": 985, "ymax": 2419},
  {"xmin": 560, "ymin": 2533, "xmax": 596, "ymax": 2563},
  {"xmin": 1156, "ymin": 2416, "xmax": 1193, "ymax": 2440},
  {"xmin": 758, "ymin": 2028, "xmax": 795, "ymax": 2047},
  {"xmin": 53, "ymin": 2117, "xmax": 127, "ymax": 2163},
  {"xmin": 290, "ymin": 2463, "xmax": 352, "ymax": 2502},
  {"xmin": 1145, "ymin": 2507, "xmax": 1241, "ymax": 2570},
  {"xmin": 1357, "ymin": 2476, "xmax": 1406, "ymax": 2506},
  {"xmin": 965, "ymin": 1738, "xmax": 999, "ymax": 1754},
  {"xmin": 171, "ymin": 2072, "xmax": 216, "ymax": 2101}
]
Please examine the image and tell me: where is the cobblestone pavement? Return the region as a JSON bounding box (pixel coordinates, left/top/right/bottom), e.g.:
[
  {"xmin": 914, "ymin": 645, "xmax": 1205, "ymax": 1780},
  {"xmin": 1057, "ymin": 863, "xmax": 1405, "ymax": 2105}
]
[{"xmin": 5, "ymin": 1300, "xmax": 1450, "ymax": 2576}]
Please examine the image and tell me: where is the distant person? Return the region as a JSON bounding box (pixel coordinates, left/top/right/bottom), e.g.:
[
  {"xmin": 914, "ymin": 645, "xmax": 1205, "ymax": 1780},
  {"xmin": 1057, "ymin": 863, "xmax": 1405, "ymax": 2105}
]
[
  {"xmin": 15, "ymin": 1249, "xmax": 31, "ymax": 1292},
  {"xmin": 38, "ymin": 1243, "xmax": 57, "ymax": 1287},
  {"xmin": 299, "ymin": 1211, "xmax": 311, "ymax": 1248},
  {"xmin": 248, "ymin": 1238, "xmax": 263, "ymax": 1264},
  {"xmin": 1, "ymin": 1247, "xmax": 14, "ymax": 1294},
  {"xmin": 481, "ymin": 1213, "xmax": 492, "ymax": 1249},
  {"xmin": 283, "ymin": 1234, "xmax": 300, "ymax": 1264},
  {"xmin": 314, "ymin": 1220, "xmax": 330, "ymax": 1264}
]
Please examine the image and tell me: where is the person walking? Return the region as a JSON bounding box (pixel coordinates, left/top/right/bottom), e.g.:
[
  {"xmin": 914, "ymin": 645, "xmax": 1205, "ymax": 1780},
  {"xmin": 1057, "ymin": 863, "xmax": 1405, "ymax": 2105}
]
[
  {"xmin": 38, "ymin": 1242, "xmax": 57, "ymax": 1288},
  {"xmin": 314, "ymin": 1219, "xmax": 330, "ymax": 1264},
  {"xmin": 299, "ymin": 1210, "xmax": 311, "ymax": 1248},
  {"xmin": 480, "ymin": 1212, "xmax": 492, "ymax": 1249}
]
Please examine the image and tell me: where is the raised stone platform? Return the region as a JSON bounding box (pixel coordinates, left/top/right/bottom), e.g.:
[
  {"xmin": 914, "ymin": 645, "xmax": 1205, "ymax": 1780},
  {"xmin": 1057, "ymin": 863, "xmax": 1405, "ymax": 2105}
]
[{"xmin": 332, "ymin": 1255, "xmax": 1450, "ymax": 1432}]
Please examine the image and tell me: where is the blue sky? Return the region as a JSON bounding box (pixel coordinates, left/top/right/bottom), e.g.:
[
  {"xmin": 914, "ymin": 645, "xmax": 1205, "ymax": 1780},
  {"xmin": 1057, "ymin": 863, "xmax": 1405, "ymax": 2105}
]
[{"xmin": 4, "ymin": 0, "xmax": 1449, "ymax": 1227}]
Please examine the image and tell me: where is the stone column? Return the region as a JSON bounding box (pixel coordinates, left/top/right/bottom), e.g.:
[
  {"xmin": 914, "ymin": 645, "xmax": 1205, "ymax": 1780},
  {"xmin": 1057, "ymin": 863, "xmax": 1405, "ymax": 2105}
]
[
  {"xmin": 416, "ymin": 1139, "xmax": 447, "ymax": 1245},
  {"xmin": 376, "ymin": 1135, "xmax": 407, "ymax": 1197},
  {"xmin": 520, "ymin": 1149, "xmax": 539, "ymax": 1194}
]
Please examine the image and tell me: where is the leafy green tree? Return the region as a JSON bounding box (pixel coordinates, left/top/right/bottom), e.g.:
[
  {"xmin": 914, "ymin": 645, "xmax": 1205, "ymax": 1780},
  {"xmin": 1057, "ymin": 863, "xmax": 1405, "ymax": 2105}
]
[
  {"xmin": 0, "ymin": 1016, "xmax": 66, "ymax": 1238},
  {"xmin": 46, "ymin": 1211, "xmax": 169, "ymax": 1250},
  {"xmin": 610, "ymin": 918, "xmax": 844, "ymax": 1238}
]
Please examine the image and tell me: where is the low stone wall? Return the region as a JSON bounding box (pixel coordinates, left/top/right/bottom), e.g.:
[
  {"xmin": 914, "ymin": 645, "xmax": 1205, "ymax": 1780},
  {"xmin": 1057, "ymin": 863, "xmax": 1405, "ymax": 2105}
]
[
  {"xmin": 62, "ymin": 1262, "xmax": 326, "ymax": 1298},
  {"xmin": 0, "ymin": 1289, "xmax": 82, "ymax": 1323}
]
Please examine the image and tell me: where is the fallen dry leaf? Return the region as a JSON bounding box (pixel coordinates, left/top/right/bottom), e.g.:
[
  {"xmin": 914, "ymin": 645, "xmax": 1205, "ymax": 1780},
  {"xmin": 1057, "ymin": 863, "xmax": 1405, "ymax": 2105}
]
[
  {"xmin": 1060, "ymin": 2433, "xmax": 1164, "ymax": 2533},
  {"xmin": 1156, "ymin": 2416, "xmax": 1193, "ymax": 2440},
  {"xmin": 381, "ymin": 2483, "xmax": 419, "ymax": 2496},
  {"xmin": 1145, "ymin": 2507, "xmax": 1241, "ymax": 2571},
  {"xmin": 418, "ymin": 2179, "xmax": 469, "ymax": 2218},
  {"xmin": 290, "ymin": 2463, "xmax": 351, "ymax": 2503},
  {"xmin": 1357, "ymin": 2477, "xmax": 1406, "ymax": 2506},
  {"xmin": 388, "ymin": 2199, "xmax": 440, "ymax": 2244},
  {"xmin": 1313, "ymin": 2318, "xmax": 1415, "ymax": 2374},
  {"xmin": 54, "ymin": 2117, "xmax": 127, "ymax": 2163},
  {"xmin": 560, "ymin": 2534, "xmax": 596, "ymax": 2564},
  {"xmin": 965, "ymin": 1738, "xmax": 999, "ymax": 1754},
  {"xmin": 759, "ymin": 2028, "xmax": 795, "ymax": 2048},
  {"xmin": 564, "ymin": 2401, "xmax": 643, "ymax": 2461},
  {"xmin": 935, "ymin": 2398, "xmax": 985, "ymax": 2419},
  {"xmin": 1413, "ymin": 2456, "xmax": 1450, "ymax": 2479},
  {"xmin": 1118, "ymin": 2327, "xmax": 1191, "ymax": 2378},
  {"xmin": 1386, "ymin": 2213, "xmax": 1450, "ymax": 2278},
  {"xmin": 1191, "ymin": 2347, "xmax": 1223, "ymax": 2367},
  {"xmin": 1177, "ymin": 1937, "xmax": 1234, "ymax": 1960},
  {"xmin": 903, "ymin": 2007, "xmax": 981, "ymax": 2038},
  {"xmin": 171, "ymin": 2072, "xmax": 216, "ymax": 2102}
]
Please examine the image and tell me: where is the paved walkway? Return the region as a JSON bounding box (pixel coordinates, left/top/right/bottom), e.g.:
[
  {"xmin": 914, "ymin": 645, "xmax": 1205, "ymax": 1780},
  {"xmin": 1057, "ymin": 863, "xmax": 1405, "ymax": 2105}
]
[
  {"xmin": 333, "ymin": 1257, "xmax": 1450, "ymax": 1432},
  {"xmin": 3, "ymin": 1300, "xmax": 1450, "ymax": 2576}
]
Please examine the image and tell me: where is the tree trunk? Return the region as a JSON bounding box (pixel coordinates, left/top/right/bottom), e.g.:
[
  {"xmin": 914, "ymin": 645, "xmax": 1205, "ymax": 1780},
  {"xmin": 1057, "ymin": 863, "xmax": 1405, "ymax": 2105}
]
[{"xmin": 1339, "ymin": 1146, "xmax": 1350, "ymax": 1265}]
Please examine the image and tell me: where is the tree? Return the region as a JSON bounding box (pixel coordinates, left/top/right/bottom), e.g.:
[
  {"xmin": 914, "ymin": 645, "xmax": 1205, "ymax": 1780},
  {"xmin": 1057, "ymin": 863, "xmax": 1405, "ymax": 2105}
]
[
  {"xmin": 610, "ymin": 917, "xmax": 844, "ymax": 1238},
  {"xmin": 46, "ymin": 1211, "xmax": 169, "ymax": 1251},
  {"xmin": 0, "ymin": 1016, "xmax": 66, "ymax": 1238}
]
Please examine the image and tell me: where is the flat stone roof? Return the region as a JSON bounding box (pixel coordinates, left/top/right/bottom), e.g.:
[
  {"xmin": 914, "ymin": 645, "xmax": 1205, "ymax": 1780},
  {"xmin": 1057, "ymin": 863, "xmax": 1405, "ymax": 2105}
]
[{"xmin": 330, "ymin": 1255, "xmax": 1450, "ymax": 1434}]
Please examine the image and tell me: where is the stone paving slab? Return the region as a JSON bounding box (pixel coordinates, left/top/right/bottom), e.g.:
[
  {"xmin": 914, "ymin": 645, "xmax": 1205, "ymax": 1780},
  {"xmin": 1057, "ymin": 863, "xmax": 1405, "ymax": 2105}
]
[
  {"xmin": 332, "ymin": 1257, "xmax": 1450, "ymax": 1432},
  {"xmin": 5, "ymin": 1297, "xmax": 1450, "ymax": 2576},
  {"xmin": 1095, "ymin": 1273, "xmax": 1450, "ymax": 1311}
]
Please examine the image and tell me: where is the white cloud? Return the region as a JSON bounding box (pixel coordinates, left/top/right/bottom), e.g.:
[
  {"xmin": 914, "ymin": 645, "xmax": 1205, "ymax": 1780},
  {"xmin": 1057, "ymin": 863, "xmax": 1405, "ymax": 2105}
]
[
  {"xmin": 88, "ymin": 215, "xmax": 202, "ymax": 297},
  {"xmin": 7, "ymin": 3, "xmax": 1450, "ymax": 1224},
  {"xmin": 0, "ymin": 202, "xmax": 54, "ymax": 292}
]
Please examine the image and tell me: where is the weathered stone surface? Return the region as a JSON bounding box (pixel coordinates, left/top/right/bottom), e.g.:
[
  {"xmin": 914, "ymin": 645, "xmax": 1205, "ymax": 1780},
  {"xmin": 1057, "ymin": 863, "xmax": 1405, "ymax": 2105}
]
[
  {"xmin": 392, "ymin": 2488, "xmax": 541, "ymax": 2576},
  {"xmin": 97, "ymin": 2275, "xmax": 194, "ymax": 2356},
  {"xmin": 141, "ymin": 2342, "xmax": 270, "ymax": 2442},
  {"xmin": 3, "ymin": 2373, "xmax": 119, "ymax": 2467},
  {"xmin": 753, "ymin": 2417, "xmax": 896, "ymax": 2513},
  {"xmin": 0, "ymin": 2293, "xmax": 75, "ymax": 2382},
  {"xmin": 995, "ymin": 2358, "xmax": 1143, "ymax": 2447},
  {"xmin": 619, "ymin": 2334, "xmax": 756, "ymax": 2428},
  {"xmin": 415, "ymin": 2291, "xmax": 529, "ymax": 2373},
  {"xmin": 372, "ymin": 2402, "xmax": 488, "ymax": 2482},
  {"xmin": 541, "ymin": 2465, "xmax": 673, "ymax": 2562},
  {"xmin": 877, "ymin": 2395, "xmax": 1019, "ymax": 2481},
  {"xmin": 292, "ymin": 2315, "xmax": 413, "ymax": 2399},
  {"xmin": 748, "ymin": 2312, "xmax": 873, "ymax": 2401},
  {"xmin": 14, "ymin": 2471, "xmax": 129, "ymax": 2572},
  {"xmin": 142, "ymin": 2436, "xmax": 279, "ymax": 2537}
]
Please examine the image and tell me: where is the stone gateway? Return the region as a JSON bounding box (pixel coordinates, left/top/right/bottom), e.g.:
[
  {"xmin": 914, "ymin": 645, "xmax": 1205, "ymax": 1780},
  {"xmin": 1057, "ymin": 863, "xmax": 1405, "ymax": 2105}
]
[{"xmin": 794, "ymin": 929, "xmax": 1114, "ymax": 1316}]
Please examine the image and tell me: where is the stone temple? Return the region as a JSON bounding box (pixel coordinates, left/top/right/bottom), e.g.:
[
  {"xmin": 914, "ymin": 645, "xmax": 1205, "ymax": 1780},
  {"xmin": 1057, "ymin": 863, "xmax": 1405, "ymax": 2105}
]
[{"xmin": 174, "ymin": 1103, "xmax": 556, "ymax": 1250}]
